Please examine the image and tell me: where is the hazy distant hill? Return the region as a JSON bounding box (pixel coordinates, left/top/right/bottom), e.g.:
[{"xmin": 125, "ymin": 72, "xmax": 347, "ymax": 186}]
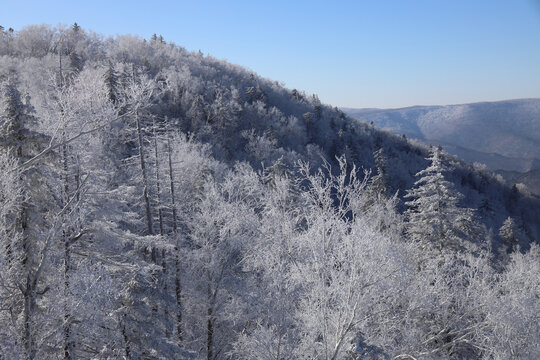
[
  {"xmin": 497, "ymin": 168, "xmax": 540, "ymax": 196},
  {"xmin": 343, "ymin": 99, "xmax": 540, "ymax": 173}
]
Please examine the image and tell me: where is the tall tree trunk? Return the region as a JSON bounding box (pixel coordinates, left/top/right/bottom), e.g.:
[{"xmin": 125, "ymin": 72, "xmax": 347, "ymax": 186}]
[
  {"xmin": 175, "ymin": 248, "xmax": 182, "ymax": 343},
  {"xmin": 161, "ymin": 248, "xmax": 170, "ymax": 339},
  {"xmin": 207, "ymin": 314, "xmax": 213, "ymax": 360},
  {"xmin": 62, "ymin": 131, "xmax": 74, "ymax": 360},
  {"xmin": 120, "ymin": 315, "xmax": 131, "ymax": 360},
  {"xmin": 207, "ymin": 283, "xmax": 214, "ymax": 360},
  {"xmin": 74, "ymin": 155, "xmax": 81, "ymax": 227},
  {"xmin": 166, "ymin": 120, "xmax": 182, "ymax": 343},
  {"xmin": 166, "ymin": 120, "xmax": 178, "ymax": 233},
  {"xmin": 20, "ymin": 189, "xmax": 34, "ymax": 360},
  {"xmin": 151, "ymin": 118, "xmax": 169, "ymax": 336},
  {"xmin": 63, "ymin": 238, "xmax": 72, "ymax": 360},
  {"xmin": 23, "ymin": 280, "xmax": 35, "ymax": 360},
  {"xmin": 59, "ymin": 40, "xmax": 74, "ymax": 356},
  {"xmin": 135, "ymin": 109, "xmax": 153, "ymax": 235},
  {"xmin": 152, "ymin": 119, "xmax": 164, "ymax": 236}
]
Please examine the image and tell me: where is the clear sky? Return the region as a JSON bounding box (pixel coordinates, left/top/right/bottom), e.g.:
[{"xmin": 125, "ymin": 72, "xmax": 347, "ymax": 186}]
[{"xmin": 2, "ymin": 0, "xmax": 540, "ymax": 108}]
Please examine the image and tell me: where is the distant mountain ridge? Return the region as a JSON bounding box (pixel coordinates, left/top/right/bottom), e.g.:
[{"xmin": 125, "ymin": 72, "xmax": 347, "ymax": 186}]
[{"xmin": 343, "ymin": 99, "xmax": 540, "ymax": 173}]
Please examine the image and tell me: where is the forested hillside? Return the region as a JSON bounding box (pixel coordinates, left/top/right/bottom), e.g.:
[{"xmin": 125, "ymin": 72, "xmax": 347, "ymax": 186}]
[{"xmin": 0, "ymin": 24, "xmax": 539, "ymax": 359}]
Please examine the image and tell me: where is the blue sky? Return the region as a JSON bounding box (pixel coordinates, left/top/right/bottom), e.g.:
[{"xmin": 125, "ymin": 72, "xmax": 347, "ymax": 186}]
[{"xmin": 2, "ymin": 0, "xmax": 540, "ymax": 108}]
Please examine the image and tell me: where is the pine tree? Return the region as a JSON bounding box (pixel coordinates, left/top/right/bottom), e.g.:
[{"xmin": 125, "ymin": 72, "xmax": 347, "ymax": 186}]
[
  {"xmin": 104, "ymin": 61, "xmax": 119, "ymax": 103},
  {"xmin": 0, "ymin": 82, "xmax": 39, "ymax": 159},
  {"xmin": 367, "ymin": 147, "xmax": 388, "ymax": 200},
  {"xmin": 188, "ymin": 95, "xmax": 206, "ymax": 131},
  {"xmin": 68, "ymin": 51, "xmax": 83, "ymax": 74},
  {"xmin": 0, "ymin": 81, "xmax": 56, "ymax": 360},
  {"xmin": 404, "ymin": 146, "xmax": 475, "ymax": 251},
  {"xmin": 71, "ymin": 22, "xmax": 80, "ymax": 33},
  {"xmin": 499, "ymin": 216, "xmax": 521, "ymax": 253}
]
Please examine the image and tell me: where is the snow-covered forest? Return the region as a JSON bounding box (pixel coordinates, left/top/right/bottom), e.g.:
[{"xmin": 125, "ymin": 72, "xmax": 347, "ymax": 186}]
[{"xmin": 0, "ymin": 24, "xmax": 539, "ymax": 359}]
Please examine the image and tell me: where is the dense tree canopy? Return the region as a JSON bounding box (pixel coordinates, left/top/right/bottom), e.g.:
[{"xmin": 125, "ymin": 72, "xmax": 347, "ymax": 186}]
[{"xmin": 0, "ymin": 24, "xmax": 538, "ymax": 359}]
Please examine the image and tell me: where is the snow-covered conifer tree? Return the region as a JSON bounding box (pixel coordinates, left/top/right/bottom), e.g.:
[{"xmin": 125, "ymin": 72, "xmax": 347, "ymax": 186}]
[
  {"xmin": 0, "ymin": 80, "xmax": 58, "ymax": 359},
  {"xmin": 404, "ymin": 146, "xmax": 476, "ymax": 251},
  {"xmin": 368, "ymin": 147, "xmax": 388, "ymax": 199},
  {"xmin": 499, "ymin": 216, "xmax": 521, "ymax": 252}
]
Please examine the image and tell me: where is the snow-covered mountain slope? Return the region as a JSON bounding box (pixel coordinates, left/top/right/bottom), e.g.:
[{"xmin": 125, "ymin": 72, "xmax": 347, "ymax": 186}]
[
  {"xmin": 2, "ymin": 26, "xmax": 538, "ymax": 245},
  {"xmin": 1, "ymin": 24, "xmax": 539, "ymax": 360},
  {"xmin": 497, "ymin": 168, "xmax": 540, "ymax": 196},
  {"xmin": 343, "ymin": 99, "xmax": 540, "ymax": 172}
]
